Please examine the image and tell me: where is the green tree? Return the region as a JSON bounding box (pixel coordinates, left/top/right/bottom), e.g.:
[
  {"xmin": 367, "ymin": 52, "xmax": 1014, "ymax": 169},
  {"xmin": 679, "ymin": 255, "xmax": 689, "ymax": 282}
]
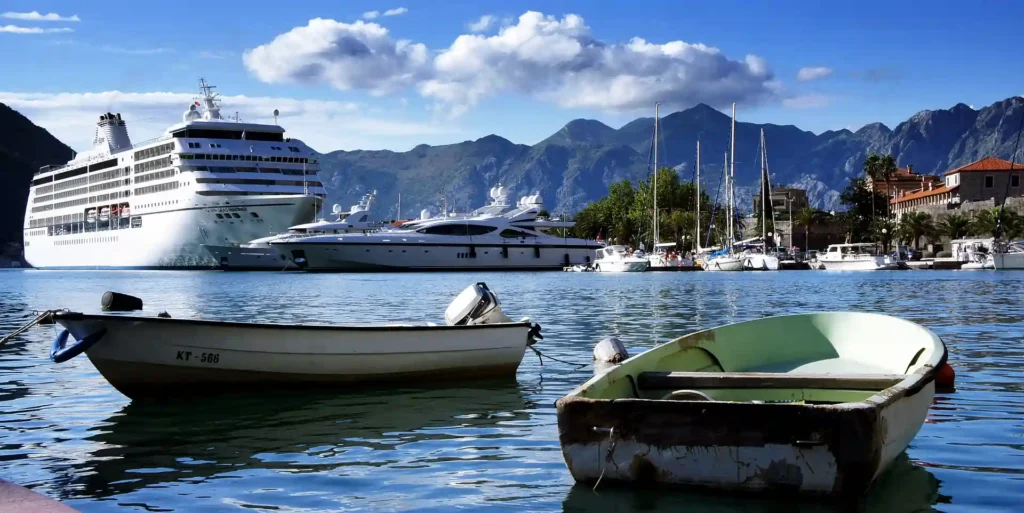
[
  {"xmin": 862, "ymin": 153, "xmax": 898, "ymax": 220},
  {"xmin": 898, "ymin": 211, "xmax": 935, "ymax": 250},
  {"xmin": 839, "ymin": 177, "xmax": 887, "ymax": 242},
  {"xmin": 939, "ymin": 213, "xmax": 971, "ymax": 240},
  {"xmin": 794, "ymin": 207, "xmax": 824, "ymax": 251}
]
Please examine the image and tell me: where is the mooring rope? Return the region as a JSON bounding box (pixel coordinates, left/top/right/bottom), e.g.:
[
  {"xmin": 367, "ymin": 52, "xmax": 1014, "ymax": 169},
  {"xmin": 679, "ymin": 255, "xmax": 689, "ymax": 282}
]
[
  {"xmin": 592, "ymin": 426, "xmax": 618, "ymax": 492},
  {"xmin": 528, "ymin": 346, "xmax": 587, "ymax": 369},
  {"xmin": 0, "ymin": 310, "xmax": 60, "ymax": 348}
]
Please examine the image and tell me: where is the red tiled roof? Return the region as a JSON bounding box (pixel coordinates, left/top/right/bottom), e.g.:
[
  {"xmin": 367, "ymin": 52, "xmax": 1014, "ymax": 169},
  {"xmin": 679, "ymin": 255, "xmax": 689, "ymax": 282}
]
[
  {"xmin": 891, "ymin": 185, "xmax": 958, "ymax": 204},
  {"xmin": 945, "ymin": 157, "xmax": 1024, "ymax": 175}
]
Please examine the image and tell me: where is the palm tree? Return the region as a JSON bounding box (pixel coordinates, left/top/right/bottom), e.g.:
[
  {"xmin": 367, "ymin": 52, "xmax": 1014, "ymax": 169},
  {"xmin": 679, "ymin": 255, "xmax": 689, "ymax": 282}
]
[
  {"xmin": 878, "ymin": 155, "xmax": 897, "ymax": 218},
  {"xmin": 794, "ymin": 207, "xmax": 819, "ymax": 251},
  {"xmin": 899, "ymin": 212, "xmax": 935, "ymax": 250},
  {"xmin": 939, "ymin": 213, "xmax": 971, "ymax": 240},
  {"xmin": 969, "ymin": 208, "xmax": 1001, "ymax": 237},
  {"xmin": 862, "ymin": 154, "xmax": 882, "ymax": 222}
]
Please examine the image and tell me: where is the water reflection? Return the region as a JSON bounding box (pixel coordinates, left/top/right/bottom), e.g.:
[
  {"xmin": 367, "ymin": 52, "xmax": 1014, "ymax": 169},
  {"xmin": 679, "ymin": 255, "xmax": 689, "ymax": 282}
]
[
  {"xmin": 561, "ymin": 454, "xmax": 949, "ymax": 513},
  {"xmin": 66, "ymin": 385, "xmax": 531, "ymax": 501}
]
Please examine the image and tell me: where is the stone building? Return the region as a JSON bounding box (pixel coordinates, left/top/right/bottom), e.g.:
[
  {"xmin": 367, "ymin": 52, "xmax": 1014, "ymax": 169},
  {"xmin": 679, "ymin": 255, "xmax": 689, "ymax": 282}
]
[
  {"xmin": 869, "ymin": 164, "xmax": 942, "ymax": 200},
  {"xmin": 892, "ymin": 157, "xmax": 1024, "ymax": 219},
  {"xmin": 752, "ymin": 187, "xmax": 809, "ymax": 220}
]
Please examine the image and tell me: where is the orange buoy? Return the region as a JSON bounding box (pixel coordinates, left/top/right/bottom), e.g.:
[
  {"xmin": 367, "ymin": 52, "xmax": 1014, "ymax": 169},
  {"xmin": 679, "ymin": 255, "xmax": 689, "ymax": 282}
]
[{"xmin": 935, "ymin": 362, "xmax": 956, "ymax": 392}]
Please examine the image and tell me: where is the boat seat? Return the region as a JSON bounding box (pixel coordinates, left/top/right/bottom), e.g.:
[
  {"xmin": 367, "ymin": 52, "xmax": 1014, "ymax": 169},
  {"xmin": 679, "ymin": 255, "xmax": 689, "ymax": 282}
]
[
  {"xmin": 636, "ymin": 371, "xmax": 907, "ymax": 391},
  {"xmin": 748, "ymin": 357, "xmax": 893, "ymax": 375}
]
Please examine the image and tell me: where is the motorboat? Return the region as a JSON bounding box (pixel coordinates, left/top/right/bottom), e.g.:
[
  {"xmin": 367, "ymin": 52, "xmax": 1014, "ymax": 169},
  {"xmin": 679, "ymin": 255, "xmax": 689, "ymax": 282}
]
[
  {"xmin": 648, "ymin": 242, "xmax": 696, "ymax": 270},
  {"xmin": 951, "ymin": 238, "xmax": 995, "ymax": 270},
  {"xmin": 273, "ymin": 194, "xmax": 603, "ymax": 271},
  {"xmin": 818, "ymin": 243, "xmax": 898, "ymax": 270},
  {"xmin": 555, "ymin": 312, "xmax": 952, "ymax": 497},
  {"xmin": 593, "ymin": 245, "xmax": 650, "ymax": 272},
  {"xmin": 40, "ymin": 283, "xmax": 542, "ymax": 400},
  {"xmin": 203, "ymin": 191, "xmax": 383, "ymax": 270}
]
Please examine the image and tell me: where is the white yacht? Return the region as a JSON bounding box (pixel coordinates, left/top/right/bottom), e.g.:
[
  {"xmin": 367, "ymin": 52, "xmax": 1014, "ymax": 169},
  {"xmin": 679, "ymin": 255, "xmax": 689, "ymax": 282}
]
[
  {"xmin": 273, "ymin": 194, "xmax": 602, "ymax": 271},
  {"xmin": 704, "ymin": 103, "xmax": 744, "ymax": 272},
  {"xmin": 951, "ymin": 238, "xmax": 995, "ymax": 270},
  {"xmin": 818, "ymin": 243, "xmax": 898, "ymax": 271},
  {"xmin": 593, "ymin": 245, "xmax": 650, "ymax": 272},
  {"xmin": 203, "ymin": 191, "xmax": 383, "ymax": 270},
  {"xmin": 21, "ymin": 79, "xmax": 326, "ymax": 269}
]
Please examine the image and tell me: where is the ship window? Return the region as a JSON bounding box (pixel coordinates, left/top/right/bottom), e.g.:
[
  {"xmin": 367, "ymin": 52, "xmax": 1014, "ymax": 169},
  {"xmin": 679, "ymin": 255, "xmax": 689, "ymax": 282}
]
[
  {"xmin": 500, "ymin": 229, "xmax": 537, "ymax": 238},
  {"xmin": 232, "ymin": 213, "xmax": 241, "ymax": 218},
  {"xmin": 250, "ymin": 212, "xmax": 259, "ymax": 218},
  {"xmin": 216, "ymin": 213, "xmax": 224, "ymax": 219}
]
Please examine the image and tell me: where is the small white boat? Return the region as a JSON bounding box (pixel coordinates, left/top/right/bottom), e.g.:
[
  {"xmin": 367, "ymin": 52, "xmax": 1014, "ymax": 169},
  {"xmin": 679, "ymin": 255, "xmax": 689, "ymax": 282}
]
[
  {"xmin": 992, "ymin": 240, "xmax": 1024, "ymax": 269},
  {"xmin": 43, "ymin": 283, "xmax": 542, "ymax": 400},
  {"xmin": 818, "ymin": 243, "xmax": 898, "ymax": 271},
  {"xmin": 593, "ymin": 245, "xmax": 649, "ymax": 272},
  {"xmin": 556, "ymin": 312, "xmax": 953, "ymax": 497},
  {"xmin": 703, "ymin": 250, "xmax": 745, "ymax": 271}
]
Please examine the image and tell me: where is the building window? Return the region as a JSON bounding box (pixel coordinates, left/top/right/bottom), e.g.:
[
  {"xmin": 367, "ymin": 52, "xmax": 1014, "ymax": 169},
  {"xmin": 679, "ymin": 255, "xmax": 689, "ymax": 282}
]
[
  {"xmin": 985, "ymin": 175, "xmax": 994, "ymax": 188},
  {"xmin": 1013, "ymin": 175, "xmax": 1020, "ymax": 188}
]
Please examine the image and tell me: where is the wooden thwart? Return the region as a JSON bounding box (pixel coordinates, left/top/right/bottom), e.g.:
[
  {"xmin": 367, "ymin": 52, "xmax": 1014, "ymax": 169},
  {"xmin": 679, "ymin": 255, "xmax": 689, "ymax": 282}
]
[{"xmin": 636, "ymin": 371, "xmax": 907, "ymax": 391}]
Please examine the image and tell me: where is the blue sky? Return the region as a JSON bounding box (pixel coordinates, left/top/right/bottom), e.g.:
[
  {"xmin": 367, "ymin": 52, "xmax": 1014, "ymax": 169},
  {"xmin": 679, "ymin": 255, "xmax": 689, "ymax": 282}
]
[{"xmin": 2, "ymin": 0, "xmax": 1022, "ymax": 153}]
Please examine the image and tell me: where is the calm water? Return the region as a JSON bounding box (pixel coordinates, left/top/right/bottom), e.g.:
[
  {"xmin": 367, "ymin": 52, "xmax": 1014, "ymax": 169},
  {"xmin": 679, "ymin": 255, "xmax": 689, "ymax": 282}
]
[{"xmin": 1, "ymin": 269, "xmax": 1022, "ymax": 512}]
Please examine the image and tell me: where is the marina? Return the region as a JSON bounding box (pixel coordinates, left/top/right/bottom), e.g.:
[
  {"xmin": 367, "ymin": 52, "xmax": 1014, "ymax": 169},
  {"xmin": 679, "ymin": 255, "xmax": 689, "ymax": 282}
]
[{"xmin": 1, "ymin": 269, "xmax": 1022, "ymax": 511}]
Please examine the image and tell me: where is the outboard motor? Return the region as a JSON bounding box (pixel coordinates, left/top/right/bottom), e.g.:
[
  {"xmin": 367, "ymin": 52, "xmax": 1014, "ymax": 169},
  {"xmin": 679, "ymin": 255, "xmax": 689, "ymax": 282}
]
[{"xmin": 445, "ymin": 282, "xmax": 513, "ymax": 326}]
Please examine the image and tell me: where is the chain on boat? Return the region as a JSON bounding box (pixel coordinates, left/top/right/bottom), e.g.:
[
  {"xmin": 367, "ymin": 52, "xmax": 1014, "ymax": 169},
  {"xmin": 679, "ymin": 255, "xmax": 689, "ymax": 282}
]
[{"xmin": 0, "ymin": 310, "xmax": 64, "ymax": 348}]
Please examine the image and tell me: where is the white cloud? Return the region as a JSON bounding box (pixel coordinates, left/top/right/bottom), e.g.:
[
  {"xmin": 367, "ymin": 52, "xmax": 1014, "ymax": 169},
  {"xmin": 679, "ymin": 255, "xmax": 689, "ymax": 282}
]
[
  {"xmin": 384, "ymin": 7, "xmax": 408, "ymax": 17},
  {"xmin": 2, "ymin": 11, "xmax": 80, "ymax": 22},
  {"xmin": 0, "ymin": 90, "xmax": 460, "ymax": 152},
  {"xmin": 422, "ymin": 11, "xmax": 776, "ymax": 114},
  {"xmin": 0, "ymin": 25, "xmax": 73, "ymax": 34},
  {"xmin": 783, "ymin": 93, "xmax": 830, "ymax": 109},
  {"xmin": 468, "ymin": 15, "xmax": 495, "ymax": 33},
  {"xmin": 242, "ymin": 18, "xmax": 429, "ymax": 95},
  {"xmin": 362, "ymin": 11, "xmax": 379, "ymax": 20},
  {"xmin": 244, "ymin": 11, "xmax": 776, "ymax": 116},
  {"xmin": 796, "ymin": 66, "xmax": 833, "ymax": 82}
]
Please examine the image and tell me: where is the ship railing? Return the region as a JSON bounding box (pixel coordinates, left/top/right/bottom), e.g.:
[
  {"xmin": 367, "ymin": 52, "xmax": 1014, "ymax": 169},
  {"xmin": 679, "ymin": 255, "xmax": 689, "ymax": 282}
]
[{"xmin": 131, "ymin": 134, "xmax": 173, "ymax": 149}]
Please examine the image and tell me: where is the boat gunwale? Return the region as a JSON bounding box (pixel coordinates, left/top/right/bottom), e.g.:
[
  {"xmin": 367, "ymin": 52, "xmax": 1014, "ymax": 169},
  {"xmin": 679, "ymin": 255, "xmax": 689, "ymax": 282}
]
[
  {"xmin": 557, "ymin": 311, "xmax": 948, "ymax": 411},
  {"xmin": 53, "ymin": 311, "xmax": 533, "ymax": 332}
]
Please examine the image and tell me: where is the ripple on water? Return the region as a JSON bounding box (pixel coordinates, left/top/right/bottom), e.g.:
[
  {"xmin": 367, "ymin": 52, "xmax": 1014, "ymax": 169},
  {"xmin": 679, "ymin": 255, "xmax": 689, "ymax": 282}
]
[{"xmin": 1, "ymin": 269, "xmax": 1024, "ymax": 511}]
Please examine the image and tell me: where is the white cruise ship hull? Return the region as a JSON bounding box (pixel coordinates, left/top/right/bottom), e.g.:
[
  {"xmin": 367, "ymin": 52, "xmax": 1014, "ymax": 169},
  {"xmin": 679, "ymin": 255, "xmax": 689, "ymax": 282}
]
[
  {"xmin": 819, "ymin": 257, "xmax": 898, "ymax": 271},
  {"xmin": 275, "ymin": 241, "xmax": 599, "ymax": 271},
  {"xmin": 25, "ymin": 196, "xmax": 316, "ymax": 269}
]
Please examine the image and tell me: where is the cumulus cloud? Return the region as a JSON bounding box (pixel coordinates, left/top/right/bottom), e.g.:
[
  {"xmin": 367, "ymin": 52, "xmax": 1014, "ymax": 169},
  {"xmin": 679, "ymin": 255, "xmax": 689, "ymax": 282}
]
[
  {"xmin": 468, "ymin": 14, "xmax": 495, "ymax": 32},
  {"xmin": 2, "ymin": 11, "xmax": 79, "ymax": 22},
  {"xmin": 242, "ymin": 18, "xmax": 429, "ymax": 95},
  {"xmin": 384, "ymin": 7, "xmax": 408, "ymax": 16},
  {"xmin": 0, "ymin": 90, "xmax": 459, "ymax": 152},
  {"xmin": 0, "ymin": 25, "xmax": 73, "ymax": 34},
  {"xmin": 244, "ymin": 11, "xmax": 776, "ymax": 115},
  {"xmin": 796, "ymin": 66, "xmax": 832, "ymax": 82},
  {"xmin": 422, "ymin": 11, "xmax": 776, "ymax": 114},
  {"xmin": 783, "ymin": 93, "xmax": 830, "ymax": 109},
  {"xmin": 362, "ymin": 11, "xmax": 379, "ymax": 20}
]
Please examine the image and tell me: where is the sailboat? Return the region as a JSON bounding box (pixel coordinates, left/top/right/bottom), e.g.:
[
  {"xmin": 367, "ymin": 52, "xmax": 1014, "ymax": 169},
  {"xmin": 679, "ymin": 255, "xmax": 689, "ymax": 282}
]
[
  {"xmin": 646, "ymin": 103, "xmax": 692, "ymax": 269},
  {"xmin": 742, "ymin": 128, "xmax": 781, "ymax": 271},
  {"xmin": 704, "ymin": 102, "xmax": 744, "ymax": 272}
]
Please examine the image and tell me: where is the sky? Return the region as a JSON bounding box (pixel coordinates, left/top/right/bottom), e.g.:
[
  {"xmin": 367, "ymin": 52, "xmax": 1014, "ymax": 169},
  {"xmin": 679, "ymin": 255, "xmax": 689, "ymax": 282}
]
[{"xmin": 1, "ymin": 0, "xmax": 1023, "ymax": 153}]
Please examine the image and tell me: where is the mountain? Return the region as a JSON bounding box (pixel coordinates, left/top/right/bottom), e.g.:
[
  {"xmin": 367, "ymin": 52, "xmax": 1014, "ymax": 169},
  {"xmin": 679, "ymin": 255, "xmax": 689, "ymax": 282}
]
[
  {"xmin": 317, "ymin": 96, "xmax": 1024, "ymax": 218},
  {"xmin": 0, "ymin": 103, "xmax": 74, "ymax": 248}
]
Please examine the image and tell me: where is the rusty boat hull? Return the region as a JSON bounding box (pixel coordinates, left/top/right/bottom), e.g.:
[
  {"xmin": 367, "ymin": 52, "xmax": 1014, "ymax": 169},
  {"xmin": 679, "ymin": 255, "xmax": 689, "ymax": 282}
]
[{"xmin": 555, "ymin": 312, "xmax": 947, "ymax": 497}]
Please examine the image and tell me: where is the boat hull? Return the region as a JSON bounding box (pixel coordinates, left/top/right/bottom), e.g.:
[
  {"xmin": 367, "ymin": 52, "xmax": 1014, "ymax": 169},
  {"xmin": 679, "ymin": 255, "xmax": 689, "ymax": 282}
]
[
  {"xmin": 992, "ymin": 252, "xmax": 1024, "ymax": 269},
  {"xmin": 819, "ymin": 257, "xmax": 897, "ymax": 271},
  {"xmin": 704, "ymin": 256, "xmax": 744, "ymax": 271},
  {"xmin": 595, "ymin": 260, "xmax": 649, "ymax": 272},
  {"xmin": 56, "ymin": 313, "xmax": 532, "ymax": 399},
  {"xmin": 202, "ymin": 244, "xmax": 298, "ymax": 271},
  {"xmin": 742, "ymin": 254, "xmax": 780, "ymax": 271},
  {"xmin": 557, "ymin": 380, "xmax": 934, "ymax": 496}
]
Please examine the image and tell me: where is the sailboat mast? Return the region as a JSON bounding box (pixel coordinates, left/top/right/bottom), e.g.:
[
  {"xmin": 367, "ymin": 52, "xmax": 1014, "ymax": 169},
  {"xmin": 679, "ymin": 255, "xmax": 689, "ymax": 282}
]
[
  {"xmin": 398, "ymin": 192, "xmax": 402, "ymax": 221},
  {"xmin": 696, "ymin": 140, "xmax": 701, "ymax": 251},
  {"xmin": 761, "ymin": 128, "xmax": 766, "ymax": 245},
  {"xmin": 653, "ymin": 102, "xmax": 659, "ymax": 249},
  {"xmin": 729, "ymin": 102, "xmax": 737, "ymax": 253},
  {"xmin": 724, "ymin": 150, "xmax": 729, "ymax": 250}
]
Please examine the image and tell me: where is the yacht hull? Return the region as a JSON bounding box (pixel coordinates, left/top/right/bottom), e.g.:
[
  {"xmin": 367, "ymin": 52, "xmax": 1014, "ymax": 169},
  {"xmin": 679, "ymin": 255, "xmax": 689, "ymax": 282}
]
[
  {"xmin": 820, "ymin": 258, "xmax": 898, "ymax": 271},
  {"xmin": 992, "ymin": 252, "xmax": 1024, "ymax": 269},
  {"xmin": 275, "ymin": 241, "xmax": 599, "ymax": 271},
  {"xmin": 704, "ymin": 256, "xmax": 744, "ymax": 271},
  {"xmin": 742, "ymin": 254, "xmax": 780, "ymax": 271},
  {"xmin": 202, "ymin": 244, "xmax": 297, "ymax": 271},
  {"xmin": 594, "ymin": 260, "xmax": 649, "ymax": 273}
]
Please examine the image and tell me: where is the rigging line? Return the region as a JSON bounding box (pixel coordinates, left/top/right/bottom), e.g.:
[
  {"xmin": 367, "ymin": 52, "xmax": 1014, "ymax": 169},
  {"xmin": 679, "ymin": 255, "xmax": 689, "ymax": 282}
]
[
  {"xmin": 705, "ymin": 167, "xmax": 725, "ymax": 248},
  {"xmin": 995, "ymin": 100, "xmax": 1024, "ymax": 238}
]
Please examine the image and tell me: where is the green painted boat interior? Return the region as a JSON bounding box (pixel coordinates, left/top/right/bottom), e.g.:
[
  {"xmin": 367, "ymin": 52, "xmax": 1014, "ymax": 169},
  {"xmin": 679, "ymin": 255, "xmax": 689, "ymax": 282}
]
[{"xmin": 576, "ymin": 312, "xmax": 944, "ymax": 405}]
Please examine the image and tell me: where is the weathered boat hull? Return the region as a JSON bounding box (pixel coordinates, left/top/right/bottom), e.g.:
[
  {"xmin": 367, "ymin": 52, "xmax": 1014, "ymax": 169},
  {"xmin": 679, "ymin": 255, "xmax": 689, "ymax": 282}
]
[
  {"xmin": 557, "ymin": 379, "xmax": 934, "ymax": 496},
  {"xmin": 555, "ymin": 312, "xmax": 946, "ymax": 497},
  {"xmin": 55, "ymin": 313, "xmax": 533, "ymax": 399}
]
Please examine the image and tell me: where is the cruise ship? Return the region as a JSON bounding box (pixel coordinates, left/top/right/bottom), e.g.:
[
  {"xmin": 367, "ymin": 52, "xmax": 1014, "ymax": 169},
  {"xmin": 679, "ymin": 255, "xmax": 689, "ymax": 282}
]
[{"xmin": 21, "ymin": 79, "xmax": 326, "ymax": 269}]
